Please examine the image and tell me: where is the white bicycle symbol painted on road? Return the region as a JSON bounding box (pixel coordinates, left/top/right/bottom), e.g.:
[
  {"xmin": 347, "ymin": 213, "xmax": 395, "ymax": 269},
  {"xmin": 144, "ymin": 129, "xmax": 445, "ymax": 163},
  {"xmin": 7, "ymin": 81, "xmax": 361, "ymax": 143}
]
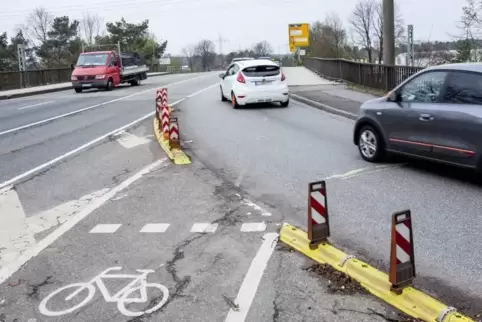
[{"xmin": 39, "ymin": 266, "xmax": 169, "ymax": 317}]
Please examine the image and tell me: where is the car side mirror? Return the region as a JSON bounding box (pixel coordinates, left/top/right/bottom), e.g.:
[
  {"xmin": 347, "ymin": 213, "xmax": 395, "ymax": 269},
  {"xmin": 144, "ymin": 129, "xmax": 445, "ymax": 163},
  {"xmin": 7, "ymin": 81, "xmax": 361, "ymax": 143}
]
[
  {"xmin": 387, "ymin": 91, "xmax": 399, "ymax": 102},
  {"xmin": 219, "ymin": 73, "xmax": 225, "ymax": 79}
]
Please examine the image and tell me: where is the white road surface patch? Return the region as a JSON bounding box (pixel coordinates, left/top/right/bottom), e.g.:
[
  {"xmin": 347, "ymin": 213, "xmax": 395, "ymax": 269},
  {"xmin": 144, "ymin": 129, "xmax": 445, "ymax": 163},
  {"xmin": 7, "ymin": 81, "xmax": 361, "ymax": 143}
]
[
  {"xmin": 0, "ymin": 158, "xmax": 168, "ymax": 285},
  {"xmin": 224, "ymin": 233, "xmax": 278, "ymax": 322},
  {"xmin": 241, "ymin": 198, "xmax": 272, "ymax": 217},
  {"xmin": 17, "ymin": 101, "xmax": 55, "ymax": 110},
  {"xmin": 140, "ymin": 223, "xmax": 170, "ymax": 233},
  {"xmin": 0, "ymin": 188, "xmax": 110, "ymax": 268},
  {"xmin": 190, "ymin": 223, "xmax": 219, "ymax": 233},
  {"xmin": 89, "ymin": 224, "xmax": 122, "ymax": 234},
  {"xmin": 115, "ymin": 131, "xmax": 151, "ymax": 149},
  {"xmin": 0, "ymin": 74, "xmax": 212, "ymax": 138},
  {"xmin": 0, "ymin": 82, "xmax": 219, "ymax": 190},
  {"xmin": 240, "ymin": 222, "xmax": 267, "ymax": 232},
  {"xmin": 324, "ymin": 164, "xmax": 406, "ymax": 181}
]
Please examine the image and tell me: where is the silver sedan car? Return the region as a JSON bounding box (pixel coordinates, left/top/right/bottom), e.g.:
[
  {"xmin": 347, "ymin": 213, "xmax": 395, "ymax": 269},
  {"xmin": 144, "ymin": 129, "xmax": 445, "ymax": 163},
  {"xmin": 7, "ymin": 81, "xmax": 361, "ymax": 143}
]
[{"xmin": 353, "ymin": 63, "xmax": 482, "ymax": 171}]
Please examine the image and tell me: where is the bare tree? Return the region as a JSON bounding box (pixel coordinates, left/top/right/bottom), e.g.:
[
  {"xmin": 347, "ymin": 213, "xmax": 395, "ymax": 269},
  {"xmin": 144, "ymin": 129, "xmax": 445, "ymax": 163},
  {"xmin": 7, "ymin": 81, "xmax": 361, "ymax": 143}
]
[
  {"xmin": 252, "ymin": 41, "xmax": 273, "ymax": 56},
  {"xmin": 323, "ymin": 13, "xmax": 347, "ymax": 58},
  {"xmin": 80, "ymin": 13, "xmax": 103, "ymax": 46},
  {"xmin": 372, "ymin": 1, "xmax": 405, "ymax": 63},
  {"xmin": 195, "ymin": 39, "xmax": 216, "ymax": 71},
  {"xmin": 182, "ymin": 44, "xmax": 196, "ymax": 71},
  {"xmin": 22, "ymin": 7, "xmax": 52, "ymax": 46},
  {"xmin": 350, "ymin": 0, "xmax": 376, "ymax": 63}
]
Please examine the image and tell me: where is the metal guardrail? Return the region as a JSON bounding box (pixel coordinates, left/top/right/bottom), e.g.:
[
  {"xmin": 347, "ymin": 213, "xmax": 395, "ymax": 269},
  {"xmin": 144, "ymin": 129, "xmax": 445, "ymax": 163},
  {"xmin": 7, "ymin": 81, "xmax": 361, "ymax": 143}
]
[
  {"xmin": 0, "ymin": 64, "xmax": 173, "ymax": 91},
  {"xmin": 303, "ymin": 57, "xmax": 424, "ymax": 92}
]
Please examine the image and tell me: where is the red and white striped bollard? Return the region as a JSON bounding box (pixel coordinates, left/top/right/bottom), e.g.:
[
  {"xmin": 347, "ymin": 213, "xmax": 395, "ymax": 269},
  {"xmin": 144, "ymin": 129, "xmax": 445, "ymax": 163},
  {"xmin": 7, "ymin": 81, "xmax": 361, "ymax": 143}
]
[{"xmin": 307, "ymin": 180, "xmax": 330, "ymax": 249}]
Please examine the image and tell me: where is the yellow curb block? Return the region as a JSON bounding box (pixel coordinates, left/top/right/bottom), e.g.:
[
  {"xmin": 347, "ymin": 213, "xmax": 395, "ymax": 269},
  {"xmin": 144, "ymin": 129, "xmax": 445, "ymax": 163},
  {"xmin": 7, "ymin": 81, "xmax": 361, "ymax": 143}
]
[
  {"xmin": 153, "ymin": 118, "xmax": 191, "ymax": 165},
  {"xmin": 280, "ymin": 223, "xmax": 473, "ymax": 322}
]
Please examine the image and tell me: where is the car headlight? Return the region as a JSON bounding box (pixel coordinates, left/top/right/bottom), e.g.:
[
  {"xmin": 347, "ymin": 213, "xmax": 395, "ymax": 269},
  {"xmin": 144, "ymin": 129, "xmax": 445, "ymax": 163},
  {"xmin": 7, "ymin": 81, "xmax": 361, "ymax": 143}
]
[
  {"xmin": 71, "ymin": 76, "xmax": 77, "ymax": 80},
  {"xmin": 95, "ymin": 75, "xmax": 105, "ymax": 79}
]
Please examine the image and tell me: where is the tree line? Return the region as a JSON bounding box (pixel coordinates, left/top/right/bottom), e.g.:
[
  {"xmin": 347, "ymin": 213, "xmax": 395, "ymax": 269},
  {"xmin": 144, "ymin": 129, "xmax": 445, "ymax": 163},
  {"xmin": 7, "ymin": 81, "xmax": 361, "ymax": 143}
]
[
  {"xmin": 0, "ymin": 7, "xmax": 167, "ymax": 72},
  {"xmin": 306, "ymin": 0, "xmax": 482, "ymax": 67},
  {"xmin": 181, "ymin": 39, "xmax": 281, "ymax": 71}
]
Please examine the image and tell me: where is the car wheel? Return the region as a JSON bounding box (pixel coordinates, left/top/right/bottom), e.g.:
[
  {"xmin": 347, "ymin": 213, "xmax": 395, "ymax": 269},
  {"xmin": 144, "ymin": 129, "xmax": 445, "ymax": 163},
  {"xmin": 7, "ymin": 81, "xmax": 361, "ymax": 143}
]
[
  {"xmin": 357, "ymin": 125, "xmax": 384, "ymax": 162},
  {"xmin": 106, "ymin": 79, "xmax": 114, "ymax": 91},
  {"xmin": 220, "ymin": 86, "xmax": 227, "ymax": 101},
  {"xmin": 231, "ymin": 92, "xmax": 240, "ymax": 109},
  {"xmin": 280, "ymin": 98, "xmax": 289, "ymax": 107},
  {"xmin": 74, "ymin": 88, "xmax": 82, "ymax": 93}
]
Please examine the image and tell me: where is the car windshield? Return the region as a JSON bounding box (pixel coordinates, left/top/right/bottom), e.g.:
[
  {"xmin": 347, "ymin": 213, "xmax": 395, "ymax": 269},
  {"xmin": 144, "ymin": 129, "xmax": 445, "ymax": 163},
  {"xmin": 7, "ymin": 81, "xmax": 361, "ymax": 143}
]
[
  {"xmin": 76, "ymin": 53, "xmax": 109, "ymax": 67},
  {"xmin": 242, "ymin": 65, "xmax": 280, "ymax": 77}
]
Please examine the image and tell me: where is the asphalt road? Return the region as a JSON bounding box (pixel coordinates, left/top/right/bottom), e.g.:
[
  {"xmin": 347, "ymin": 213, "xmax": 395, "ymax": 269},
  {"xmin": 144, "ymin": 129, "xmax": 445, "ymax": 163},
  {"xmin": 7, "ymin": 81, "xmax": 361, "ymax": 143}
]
[
  {"xmin": 0, "ymin": 71, "xmax": 391, "ymax": 322},
  {"xmin": 0, "ymin": 68, "xmax": 480, "ymax": 321},
  {"xmin": 177, "ymin": 83, "xmax": 482, "ymax": 312}
]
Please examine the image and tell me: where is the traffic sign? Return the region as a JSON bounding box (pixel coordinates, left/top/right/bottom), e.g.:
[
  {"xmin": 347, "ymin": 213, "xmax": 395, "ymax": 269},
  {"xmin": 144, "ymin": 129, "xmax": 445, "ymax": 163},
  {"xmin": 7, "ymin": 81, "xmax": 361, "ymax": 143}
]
[{"xmin": 288, "ymin": 23, "xmax": 310, "ymax": 50}]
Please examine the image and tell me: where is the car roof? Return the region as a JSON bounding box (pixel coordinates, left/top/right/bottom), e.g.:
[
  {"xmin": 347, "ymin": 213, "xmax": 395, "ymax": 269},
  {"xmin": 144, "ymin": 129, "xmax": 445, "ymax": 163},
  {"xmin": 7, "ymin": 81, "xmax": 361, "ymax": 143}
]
[
  {"xmin": 236, "ymin": 59, "xmax": 279, "ymax": 68},
  {"xmin": 426, "ymin": 62, "xmax": 482, "ymax": 73},
  {"xmin": 232, "ymin": 57, "xmax": 254, "ymax": 61}
]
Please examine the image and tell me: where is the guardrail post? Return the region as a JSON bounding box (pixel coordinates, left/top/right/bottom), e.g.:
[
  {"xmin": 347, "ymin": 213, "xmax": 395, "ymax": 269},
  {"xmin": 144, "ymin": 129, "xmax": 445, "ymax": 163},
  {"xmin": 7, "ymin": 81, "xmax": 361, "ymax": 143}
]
[{"xmin": 389, "ymin": 209, "xmax": 416, "ymax": 294}]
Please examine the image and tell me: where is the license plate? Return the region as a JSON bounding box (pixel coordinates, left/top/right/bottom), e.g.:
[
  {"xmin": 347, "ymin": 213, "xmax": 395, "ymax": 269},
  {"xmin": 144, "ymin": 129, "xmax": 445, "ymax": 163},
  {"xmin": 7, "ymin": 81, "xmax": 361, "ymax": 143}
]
[
  {"xmin": 255, "ymin": 81, "xmax": 272, "ymax": 86},
  {"xmin": 257, "ymin": 98, "xmax": 273, "ymax": 102},
  {"xmin": 82, "ymin": 84, "xmax": 92, "ymax": 88}
]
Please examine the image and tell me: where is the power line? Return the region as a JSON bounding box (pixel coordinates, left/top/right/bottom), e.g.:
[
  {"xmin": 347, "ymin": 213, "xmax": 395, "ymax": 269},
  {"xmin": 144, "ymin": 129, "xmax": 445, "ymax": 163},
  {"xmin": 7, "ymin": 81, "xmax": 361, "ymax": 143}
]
[{"xmin": 0, "ymin": 0, "xmax": 309, "ymax": 20}]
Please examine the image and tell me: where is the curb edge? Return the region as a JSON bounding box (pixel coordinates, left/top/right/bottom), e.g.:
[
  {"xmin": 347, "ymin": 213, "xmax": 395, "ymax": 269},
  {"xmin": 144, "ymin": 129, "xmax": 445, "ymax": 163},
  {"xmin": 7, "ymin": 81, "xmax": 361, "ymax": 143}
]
[{"xmin": 279, "ymin": 223, "xmax": 474, "ymax": 322}]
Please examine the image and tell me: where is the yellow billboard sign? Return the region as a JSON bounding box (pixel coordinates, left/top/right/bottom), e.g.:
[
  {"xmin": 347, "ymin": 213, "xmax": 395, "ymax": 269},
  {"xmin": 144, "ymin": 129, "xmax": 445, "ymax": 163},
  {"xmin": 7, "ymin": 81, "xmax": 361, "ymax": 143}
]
[{"xmin": 288, "ymin": 23, "xmax": 309, "ymax": 50}]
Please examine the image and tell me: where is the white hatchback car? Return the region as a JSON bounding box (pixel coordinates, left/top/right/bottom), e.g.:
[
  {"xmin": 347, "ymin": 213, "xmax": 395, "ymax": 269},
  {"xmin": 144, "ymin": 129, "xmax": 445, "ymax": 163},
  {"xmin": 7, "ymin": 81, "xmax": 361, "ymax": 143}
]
[{"xmin": 219, "ymin": 59, "xmax": 289, "ymax": 108}]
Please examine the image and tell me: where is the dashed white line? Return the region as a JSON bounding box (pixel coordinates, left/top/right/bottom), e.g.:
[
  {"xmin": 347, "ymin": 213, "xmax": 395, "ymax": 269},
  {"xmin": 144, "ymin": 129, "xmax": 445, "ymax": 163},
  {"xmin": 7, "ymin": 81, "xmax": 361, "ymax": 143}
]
[
  {"xmin": 17, "ymin": 101, "xmax": 55, "ymax": 110},
  {"xmin": 191, "ymin": 223, "xmax": 219, "ymax": 233},
  {"xmin": 140, "ymin": 223, "xmax": 170, "ymax": 233},
  {"xmin": 0, "ymin": 158, "xmax": 168, "ymax": 285},
  {"xmin": 224, "ymin": 233, "xmax": 278, "ymax": 322},
  {"xmin": 89, "ymin": 224, "xmax": 122, "ymax": 234},
  {"xmin": 240, "ymin": 222, "xmax": 267, "ymax": 232}
]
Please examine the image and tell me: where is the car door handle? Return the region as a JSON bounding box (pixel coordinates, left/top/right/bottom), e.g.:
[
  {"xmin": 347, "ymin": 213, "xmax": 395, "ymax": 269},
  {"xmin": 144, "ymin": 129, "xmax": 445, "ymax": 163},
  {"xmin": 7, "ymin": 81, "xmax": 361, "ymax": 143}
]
[{"xmin": 419, "ymin": 114, "xmax": 434, "ymax": 121}]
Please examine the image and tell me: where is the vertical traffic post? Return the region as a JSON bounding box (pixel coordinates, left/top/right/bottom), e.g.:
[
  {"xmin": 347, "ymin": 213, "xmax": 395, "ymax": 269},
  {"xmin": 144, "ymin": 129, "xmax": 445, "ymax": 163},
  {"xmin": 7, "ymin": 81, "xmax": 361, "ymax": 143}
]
[
  {"xmin": 155, "ymin": 88, "xmax": 166, "ymax": 120},
  {"xmin": 389, "ymin": 209, "xmax": 416, "ymax": 294},
  {"xmin": 307, "ymin": 180, "xmax": 330, "ymax": 249},
  {"xmin": 169, "ymin": 117, "xmax": 180, "ymax": 149},
  {"xmin": 161, "ymin": 106, "xmax": 170, "ymax": 140}
]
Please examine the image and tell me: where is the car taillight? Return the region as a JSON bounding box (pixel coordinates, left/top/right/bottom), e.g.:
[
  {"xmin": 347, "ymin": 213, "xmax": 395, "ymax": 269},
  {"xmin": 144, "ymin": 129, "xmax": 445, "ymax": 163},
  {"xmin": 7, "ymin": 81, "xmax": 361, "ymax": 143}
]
[
  {"xmin": 236, "ymin": 73, "xmax": 246, "ymax": 83},
  {"xmin": 281, "ymin": 72, "xmax": 286, "ymax": 81}
]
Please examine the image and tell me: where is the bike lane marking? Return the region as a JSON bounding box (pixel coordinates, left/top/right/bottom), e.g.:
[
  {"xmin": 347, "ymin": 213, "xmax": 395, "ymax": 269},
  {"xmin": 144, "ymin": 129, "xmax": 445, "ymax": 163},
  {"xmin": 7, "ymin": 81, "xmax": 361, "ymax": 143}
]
[
  {"xmin": 38, "ymin": 266, "xmax": 170, "ymax": 317},
  {"xmin": 0, "ymin": 158, "xmax": 169, "ymax": 285}
]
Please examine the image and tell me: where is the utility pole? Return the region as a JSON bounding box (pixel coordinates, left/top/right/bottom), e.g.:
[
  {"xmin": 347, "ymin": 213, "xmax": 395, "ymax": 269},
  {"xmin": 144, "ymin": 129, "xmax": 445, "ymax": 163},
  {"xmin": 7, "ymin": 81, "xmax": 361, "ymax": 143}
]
[
  {"xmin": 217, "ymin": 34, "xmax": 228, "ymax": 55},
  {"xmin": 382, "ymin": 0, "xmax": 395, "ymax": 65}
]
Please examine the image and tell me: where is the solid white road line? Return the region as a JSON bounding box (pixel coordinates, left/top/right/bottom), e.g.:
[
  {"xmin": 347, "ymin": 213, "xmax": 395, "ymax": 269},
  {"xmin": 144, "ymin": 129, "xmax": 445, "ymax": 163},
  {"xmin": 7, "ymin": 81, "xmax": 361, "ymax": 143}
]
[
  {"xmin": 17, "ymin": 101, "xmax": 55, "ymax": 110},
  {"xmin": 0, "ymin": 74, "xmax": 212, "ymax": 137},
  {"xmin": 224, "ymin": 233, "xmax": 278, "ymax": 322},
  {"xmin": 0, "ymin": 158, "xmax": 168, "ymax": 285},
  {"xmin": 0, "ymin": 188, "xmax": 110, "ymax": 268},
  {"xmin": 0, "ymin": 82, "xmax": 218, "ymax": 190}
]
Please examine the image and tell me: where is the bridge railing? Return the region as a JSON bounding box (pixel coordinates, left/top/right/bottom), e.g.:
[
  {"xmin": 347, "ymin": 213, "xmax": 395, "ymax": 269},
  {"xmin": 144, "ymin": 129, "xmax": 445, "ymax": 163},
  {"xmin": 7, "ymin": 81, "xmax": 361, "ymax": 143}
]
[
  {"xmin": 0, "ymin": 64, "xmax": 173, "ymax": 91},
  {"xmin": 303, "ymin": 57, "xmax": 424, "ymax": 92}
]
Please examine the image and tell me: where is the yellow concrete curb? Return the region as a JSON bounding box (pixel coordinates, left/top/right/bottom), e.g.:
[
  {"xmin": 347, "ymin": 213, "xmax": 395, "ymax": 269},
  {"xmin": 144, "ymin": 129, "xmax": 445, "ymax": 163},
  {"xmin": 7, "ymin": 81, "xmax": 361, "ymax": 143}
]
[
  {"xmin": 280, "ymin": 223, "xmax": 473, "ymax": 322},
  {"xmin": 153, "ymin": 118, "xmax": 191, "ymax": 165}
]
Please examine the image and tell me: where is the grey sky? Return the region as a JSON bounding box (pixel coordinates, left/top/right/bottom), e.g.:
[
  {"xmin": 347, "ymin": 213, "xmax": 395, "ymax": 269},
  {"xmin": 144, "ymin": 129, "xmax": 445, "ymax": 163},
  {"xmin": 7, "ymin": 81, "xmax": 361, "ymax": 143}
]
[{"xmin": 1, "ymin": 0, "xmax": 468, "ymax": 55}]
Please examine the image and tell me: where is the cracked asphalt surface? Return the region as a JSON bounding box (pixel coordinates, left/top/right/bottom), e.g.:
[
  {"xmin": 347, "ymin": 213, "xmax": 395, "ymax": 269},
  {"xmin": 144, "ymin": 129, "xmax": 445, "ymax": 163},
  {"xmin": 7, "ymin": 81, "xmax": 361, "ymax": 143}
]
[{"xmin": 0, "ymin": 67, "xmax": 481, "ymax": 321}]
